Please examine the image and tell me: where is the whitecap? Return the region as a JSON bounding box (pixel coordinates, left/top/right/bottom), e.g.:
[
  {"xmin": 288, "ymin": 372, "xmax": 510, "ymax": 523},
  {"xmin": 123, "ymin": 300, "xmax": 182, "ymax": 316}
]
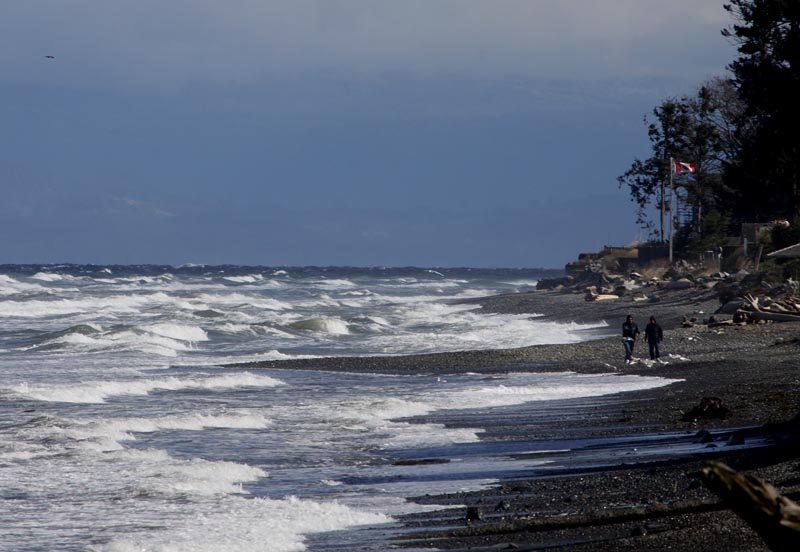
[
  {"xmin": 288, "ymin": 318, "xmax": 350, "ymax": 335},
  {"xmin": 143, "ymin": 323, "xmax": 209, "ymax": 342},
  {"xmin": 222, "ymin": 275, "xmax": 264, "ymax": 284},
  {"xmin": 0, "ymin": 292, "xmax": 176, "ymax": 319},
  {"xmin": 30, "ymin": 272, "xmax": 64, "ymax": 282},
  {"xmin": 0, "ymin": 275, "xmax": 50, "ymax": 296},
  {"xmin": 10, "ymin": 372, "xmax": 286, "ymax": 403},
  {"xmin": 314, "ymin": 278, "xmax": 357, "ymax": 289},
  {"xmin": 64, "ymin": 411, "xmax": 272, "ymax": 452},
  {"xmin": 35, "ymin": 329, "xmax": 193, "ymax": 358}
]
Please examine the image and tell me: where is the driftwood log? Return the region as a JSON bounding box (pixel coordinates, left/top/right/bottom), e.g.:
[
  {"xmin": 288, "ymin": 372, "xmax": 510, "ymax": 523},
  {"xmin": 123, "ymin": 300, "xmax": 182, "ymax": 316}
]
[
  {"xmin": 584, "ymin": 286, "xmax": 619, "ymax": 302},
  {"xmin": 702, "ymin": 461, "xmax": 800, "ymax": 552},
  {"xmin": 736, "ymin": 293, "xmax": 800, "ymax": 323}
]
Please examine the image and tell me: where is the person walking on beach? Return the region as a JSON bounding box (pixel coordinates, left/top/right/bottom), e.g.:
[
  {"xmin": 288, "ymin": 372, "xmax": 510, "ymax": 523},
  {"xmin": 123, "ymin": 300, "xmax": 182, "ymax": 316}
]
[
  {"xmin": 644, "ymin": 315, "xmax": 664, "ymax": 362},
  {"xmin": 622, "ymin": 315, "xmax": 640, "ymax": 363}
]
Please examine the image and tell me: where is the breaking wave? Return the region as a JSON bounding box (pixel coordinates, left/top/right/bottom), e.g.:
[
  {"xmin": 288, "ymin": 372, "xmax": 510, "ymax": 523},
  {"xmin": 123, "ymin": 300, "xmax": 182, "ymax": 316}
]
[
  {"xmin": 288, "ymin": 318, "xmax": 350, "ymax": 335},
  {"xmin": 11, "ymin": 372, "xmax": 286, "ymax": 403}
]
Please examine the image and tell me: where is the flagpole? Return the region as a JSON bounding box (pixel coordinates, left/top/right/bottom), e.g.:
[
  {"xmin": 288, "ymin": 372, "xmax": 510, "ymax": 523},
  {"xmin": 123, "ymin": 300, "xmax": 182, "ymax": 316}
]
[
  {"xmin": 669, "ymin": 157, "xmax": 674, "ymax": 263},
  {"xmin": 660, "ymin": 174, "xmax": 665, "ymax": 243}
]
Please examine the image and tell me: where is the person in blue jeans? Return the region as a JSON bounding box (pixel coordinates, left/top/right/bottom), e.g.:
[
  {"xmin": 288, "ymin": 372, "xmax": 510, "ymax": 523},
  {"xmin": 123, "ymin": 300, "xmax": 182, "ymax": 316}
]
[
  {"xmin": 622, "ymin": 315, "xmax": 640, "ymax": 363},
  {"xmin": 644, "ymin": 315, "xmax": 664, "ymax": 361}
]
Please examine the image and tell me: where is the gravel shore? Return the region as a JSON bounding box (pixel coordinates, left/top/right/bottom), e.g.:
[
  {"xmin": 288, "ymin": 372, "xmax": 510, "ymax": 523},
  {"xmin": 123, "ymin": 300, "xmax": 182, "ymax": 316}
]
[{"xmin": 231, "ymin": 287, "xmax": 800, "ymax": 551}]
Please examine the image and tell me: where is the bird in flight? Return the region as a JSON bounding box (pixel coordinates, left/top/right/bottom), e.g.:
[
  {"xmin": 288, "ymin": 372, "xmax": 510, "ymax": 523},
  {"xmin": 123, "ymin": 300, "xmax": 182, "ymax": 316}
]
[{"xmin": 44, "ymin": 55, "xmax": 55, "ymax": 59}]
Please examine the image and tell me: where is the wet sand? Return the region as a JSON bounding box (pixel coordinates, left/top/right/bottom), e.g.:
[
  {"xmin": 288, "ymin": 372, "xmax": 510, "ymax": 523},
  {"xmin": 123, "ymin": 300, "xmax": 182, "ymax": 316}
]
[{"xmin": 230, "ymin": 287, "xmax": 800, "ymax": 551}]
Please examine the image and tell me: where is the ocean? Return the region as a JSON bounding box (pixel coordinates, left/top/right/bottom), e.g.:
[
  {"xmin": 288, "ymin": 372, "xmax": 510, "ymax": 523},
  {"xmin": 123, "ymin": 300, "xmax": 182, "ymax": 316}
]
[{"xmin": 0, "ymin": 265, "xmax": 677, "ymax": 551}]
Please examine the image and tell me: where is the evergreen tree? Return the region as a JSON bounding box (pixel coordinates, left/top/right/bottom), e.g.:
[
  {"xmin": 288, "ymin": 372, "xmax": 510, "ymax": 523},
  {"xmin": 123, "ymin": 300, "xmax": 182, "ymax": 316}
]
[{"xmin": 723, "ymin": 0, "xmax": 800, "ymax": 222}]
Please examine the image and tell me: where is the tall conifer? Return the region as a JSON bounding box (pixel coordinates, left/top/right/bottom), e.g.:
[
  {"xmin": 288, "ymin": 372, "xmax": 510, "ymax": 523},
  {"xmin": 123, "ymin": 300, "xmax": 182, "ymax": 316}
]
[{"xmin": 723, "ymin": 0, "xmax": 800, "ymax": 221}]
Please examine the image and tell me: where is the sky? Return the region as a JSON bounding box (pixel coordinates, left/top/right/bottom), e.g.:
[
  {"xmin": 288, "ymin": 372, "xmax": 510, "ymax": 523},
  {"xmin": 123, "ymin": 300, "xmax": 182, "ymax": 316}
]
[{"xmin": 1, "ymin": 1, "xmax": 736, "ymax": 268}]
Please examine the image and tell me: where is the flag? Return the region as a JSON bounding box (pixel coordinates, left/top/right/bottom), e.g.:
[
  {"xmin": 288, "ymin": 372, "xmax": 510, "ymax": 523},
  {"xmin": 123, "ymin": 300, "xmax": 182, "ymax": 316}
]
[{"xmin": 673, "ymin": 160, "xmax": 696, "ymax": 173}]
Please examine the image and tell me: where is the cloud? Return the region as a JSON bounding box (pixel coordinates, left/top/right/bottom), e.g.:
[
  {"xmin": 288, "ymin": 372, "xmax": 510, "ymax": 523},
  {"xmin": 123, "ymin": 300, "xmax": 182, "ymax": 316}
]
[{"xmin": 1, "ymin": 1, "xmax": 732, "ymax": 91}]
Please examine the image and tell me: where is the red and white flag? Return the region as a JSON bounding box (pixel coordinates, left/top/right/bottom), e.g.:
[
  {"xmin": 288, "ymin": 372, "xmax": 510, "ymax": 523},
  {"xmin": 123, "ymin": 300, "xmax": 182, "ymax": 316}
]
[{"xmin": 673, "ymin": 160, "xmax": 696, "ymax": 173}]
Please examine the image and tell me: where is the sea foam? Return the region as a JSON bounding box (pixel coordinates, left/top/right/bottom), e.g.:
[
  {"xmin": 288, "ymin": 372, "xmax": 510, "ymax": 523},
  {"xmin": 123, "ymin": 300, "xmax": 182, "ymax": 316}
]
[{"xmin": 95, "ymin": 495, "xmax": 389, "ymax": 552}]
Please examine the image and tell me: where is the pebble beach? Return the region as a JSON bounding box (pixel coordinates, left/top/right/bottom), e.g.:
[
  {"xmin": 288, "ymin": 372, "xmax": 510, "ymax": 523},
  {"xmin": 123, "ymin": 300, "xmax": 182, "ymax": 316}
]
[{"xmin": 240, "ymin": 286, "xmax": 800, "ymax": 551}]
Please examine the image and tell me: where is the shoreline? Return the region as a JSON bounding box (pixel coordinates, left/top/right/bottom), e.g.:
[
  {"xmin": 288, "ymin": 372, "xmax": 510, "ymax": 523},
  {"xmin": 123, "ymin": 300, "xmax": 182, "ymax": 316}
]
[{"xmin": 228, "ymin": 288, "xmax": 800, "ymax": 551}]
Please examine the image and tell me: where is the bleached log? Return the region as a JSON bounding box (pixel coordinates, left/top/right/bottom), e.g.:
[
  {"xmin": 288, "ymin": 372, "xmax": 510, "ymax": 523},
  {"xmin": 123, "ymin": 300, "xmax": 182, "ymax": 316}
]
[
  {"xmin": 702, "ymin": 461, "xmax": 800, "ymax": 552},
  {"xmin": 737, "ymin": 309, "xmax": 800, "ymax": 323},
  {"xmin": 592, "ymin": 294, "xmax": 619, "ymax": 301},
  {"xmin": 742, "ymin": 293, "xmax": 760, "ymax": 310},
  {"xmin": 739, "ymin": 294, "xmax": 800, "ymax": 322}
]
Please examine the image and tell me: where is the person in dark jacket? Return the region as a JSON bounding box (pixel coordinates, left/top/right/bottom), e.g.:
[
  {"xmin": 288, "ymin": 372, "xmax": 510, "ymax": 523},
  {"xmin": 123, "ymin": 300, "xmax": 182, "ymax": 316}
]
[
  {"xmin": 622, "ymin": 315, "xmax": 640, "ymax": 363},
  {"xmin": 644, "ymin": 315, "xmax": 664, "ymax": 361}
]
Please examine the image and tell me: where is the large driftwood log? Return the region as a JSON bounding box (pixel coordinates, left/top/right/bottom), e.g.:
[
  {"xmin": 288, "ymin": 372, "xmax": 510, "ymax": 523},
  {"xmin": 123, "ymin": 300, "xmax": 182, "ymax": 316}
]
[
  {"xmin": 737, "ymin": 309, "xmax": 800, "ymax": 323},
  {"xmin": 584, "ymin": 286, "xmax": 619, "ymax": 302},
  {"xmin": 738, "ymin": 294, "xmax": 800, "ymax": 323},
  {"xmin": 702, "ymin": 461, "xmax": 800, "ymax": 552}
]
